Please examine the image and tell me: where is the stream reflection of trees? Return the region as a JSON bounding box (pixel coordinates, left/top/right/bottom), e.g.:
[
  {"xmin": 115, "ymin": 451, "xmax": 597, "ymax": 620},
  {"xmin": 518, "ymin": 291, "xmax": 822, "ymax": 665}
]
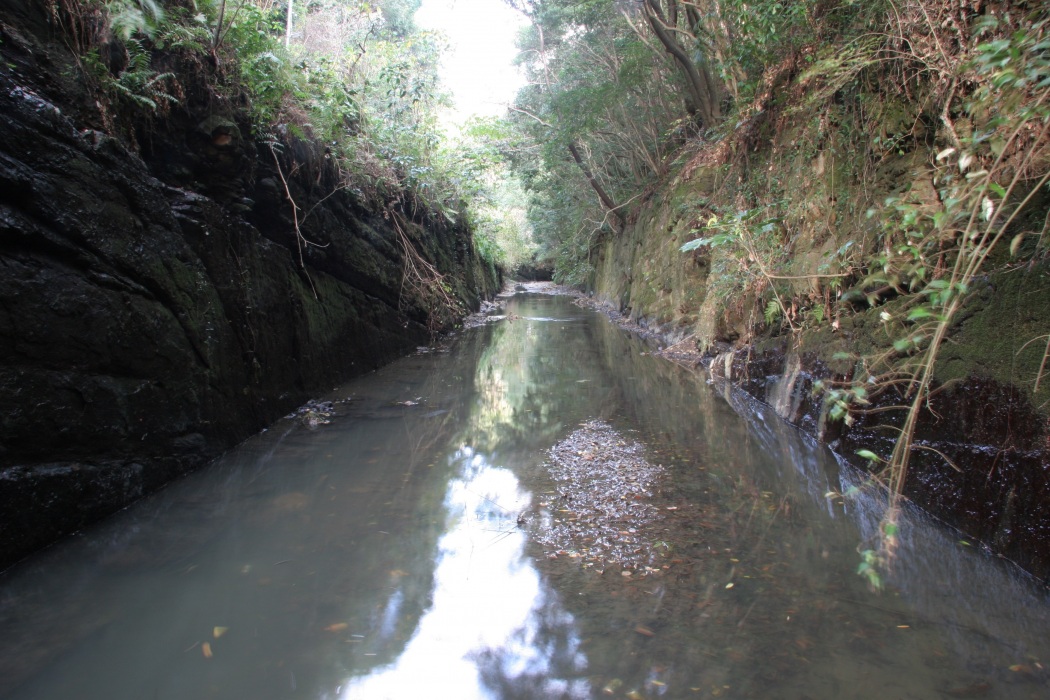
[{"xmin": 462, "ymin": 296, "xmax": 620, "ymax": 456}]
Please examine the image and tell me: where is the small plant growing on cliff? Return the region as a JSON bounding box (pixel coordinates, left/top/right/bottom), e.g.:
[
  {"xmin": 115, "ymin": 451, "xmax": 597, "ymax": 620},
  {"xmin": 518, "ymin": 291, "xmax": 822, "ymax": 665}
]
[
  {"xmin": 107, "ymin": 38, "xmax": 177, "ymax": 111},
  {"xmin": 823, "ymin": 9, "xmax": 1050, "ymax": 585},
  {"xmin": 856, "ymin": 548, "xmax": 884, "ymax": 591},
  {"xmin": 681, "ymin": 206, "xmax": 796, "ymax": 330}
]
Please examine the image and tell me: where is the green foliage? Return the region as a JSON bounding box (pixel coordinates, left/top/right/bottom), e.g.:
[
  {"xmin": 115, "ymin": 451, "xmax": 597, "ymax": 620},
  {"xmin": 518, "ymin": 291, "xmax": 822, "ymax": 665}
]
[
  {"xmin": 763, "ymin": 299, "xmax": 781, "ymax": 326},
  {"xmin": 856, "ymin": 549, "xmax": 883, "ymax": 591},
  {"xmin": 505, "ymin": 0, "xmax": 692, "ymax": 275},
  {"xmin": 73, "ymin": 1, "xmax": 182, "ymax": 115},
  {"xmin": 452, "ymin": 123, "xmax": 537, "ymax": 269},
  {"xmin": 972, "ymin": 15, "xmax": 1050, "ymax": 94},
  {"xmin": 679, "ymin": 207, "xmax": 790, "ymax": 323},
  {"xmin": 106, "ymin": 0, "xmax": 164, "ymax": 40},
  {"xmin": 109, "ymin": 37, "xmax": 177, "ymax": 110},
  {"xmin": 152, "ymin": 6, "xmax": 212, "ymax": 53},
  {"xmin": 813, "ymin": 4, "xmax": 1050, "ymax": 583},
  {"xmin": 502, "ymin": 0, "xmax": 889, "ymax": 282},
  {"xmin": 717, "ymin": 0, "xmax": 814, "ymax": 98},
  {"xmin": 51, "ymin": 0, "xmax": 521, "ymax": 278}
]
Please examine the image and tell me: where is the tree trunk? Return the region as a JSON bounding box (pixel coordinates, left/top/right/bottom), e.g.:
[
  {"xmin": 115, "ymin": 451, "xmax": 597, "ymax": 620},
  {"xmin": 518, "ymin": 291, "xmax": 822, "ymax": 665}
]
[
  {"xmin": 643, "ymin": 0, "xmax": 720, "ymax": 128},
  {"xmin": 214, "ymin": 0, "xmax": 226, "ymax": 48},
  {"xmin": 285, "ymin": 0, "xmax": 294, "ymax": 48},
  {"xmin": 568, "ymin": 142, "xmax": 623, "ymax": 230}
]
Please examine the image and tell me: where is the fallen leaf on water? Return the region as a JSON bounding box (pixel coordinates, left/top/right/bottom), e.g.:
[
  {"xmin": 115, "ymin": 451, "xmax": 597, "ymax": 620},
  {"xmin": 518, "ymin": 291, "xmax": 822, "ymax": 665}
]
[
  {"xmin": 943, "ymin": 681, "xmax": 991, "ymax": 698},
  {"xmin": 213, "ymin": 626, "xmax": 229, "ymax": 639},
  {"xmin": 201, "ymin": 642, "xmax": 213, "ymax": 659},
  {"xmin": 324, "ymin": 623, "xmax": 349, "ymax": 632}
]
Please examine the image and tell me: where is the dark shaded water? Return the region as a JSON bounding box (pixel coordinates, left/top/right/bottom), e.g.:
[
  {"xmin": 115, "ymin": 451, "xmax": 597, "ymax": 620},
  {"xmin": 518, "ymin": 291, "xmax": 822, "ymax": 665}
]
[{"xmin": 1, "ymin": 293, "xmax": 1047, "ymax": 699}]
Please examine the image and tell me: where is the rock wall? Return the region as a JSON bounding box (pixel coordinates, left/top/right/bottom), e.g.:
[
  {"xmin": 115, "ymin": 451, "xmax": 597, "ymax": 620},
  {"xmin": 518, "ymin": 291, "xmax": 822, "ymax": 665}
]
[
  {"xmin": 585, "ymin": 130, "xmax": 1050, "ymax": 582},
  {"xmin": 0, "ymin": 7, "xmax": 499, "ymax": 570}
]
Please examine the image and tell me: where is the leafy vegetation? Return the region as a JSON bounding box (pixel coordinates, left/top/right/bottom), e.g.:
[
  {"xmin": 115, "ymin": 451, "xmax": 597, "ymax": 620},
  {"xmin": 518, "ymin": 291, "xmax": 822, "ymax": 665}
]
[
  {"xmin": 814, "ymin": 7, "xmax": 1050, "ymax": 584},
  {"xmin": 49, "ymin": 0, "xmax": 532, "ymax": 270},
  {"xmin": 504, "ymin": 0, "xmax": 698, "ymax": 280},
  {"xmin": 498, "ymin": 0, "xmax": 887, "ymax": 282}
]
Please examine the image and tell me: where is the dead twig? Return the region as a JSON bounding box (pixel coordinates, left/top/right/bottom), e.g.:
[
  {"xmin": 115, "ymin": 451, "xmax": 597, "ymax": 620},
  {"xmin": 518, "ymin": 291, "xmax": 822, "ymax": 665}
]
[
  {"xmin": 269, "ymin": 143, "xmax": 330, "ymax": 300},
  {"xmin": 388, "ymin": 206, "xmax": 462, "ymax": 335}
]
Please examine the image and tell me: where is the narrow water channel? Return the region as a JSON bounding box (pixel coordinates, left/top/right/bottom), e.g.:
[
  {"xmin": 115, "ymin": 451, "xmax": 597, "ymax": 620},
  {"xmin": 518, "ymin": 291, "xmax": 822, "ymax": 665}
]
[{"xmin": 1, "ymin": 292, "xmax": 1047, "ymax": 699}]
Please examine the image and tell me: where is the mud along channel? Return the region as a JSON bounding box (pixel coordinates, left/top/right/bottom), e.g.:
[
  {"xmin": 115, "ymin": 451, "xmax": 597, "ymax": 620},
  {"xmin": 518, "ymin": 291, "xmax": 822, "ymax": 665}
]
[{"xmin": 0, "ymin": 292, "xmax": 1047, "ymax": 699}]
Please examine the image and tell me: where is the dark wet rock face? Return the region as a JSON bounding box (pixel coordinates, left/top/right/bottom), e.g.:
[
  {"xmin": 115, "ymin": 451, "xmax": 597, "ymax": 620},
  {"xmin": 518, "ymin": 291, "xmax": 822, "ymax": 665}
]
[
  {"xmin": 708, "ymin": 343, "xmax": 1050, "ymax": 582},
  {"xmin": 0, "ymin": 15, "xmax": 498, "ymax": 569}
]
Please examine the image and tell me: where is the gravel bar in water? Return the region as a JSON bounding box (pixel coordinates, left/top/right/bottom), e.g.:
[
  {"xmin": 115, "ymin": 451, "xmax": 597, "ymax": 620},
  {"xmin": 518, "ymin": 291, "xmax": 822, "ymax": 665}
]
[{"xmin": 531, "ymin": 420, "xmax": 667, "ymax": 574}]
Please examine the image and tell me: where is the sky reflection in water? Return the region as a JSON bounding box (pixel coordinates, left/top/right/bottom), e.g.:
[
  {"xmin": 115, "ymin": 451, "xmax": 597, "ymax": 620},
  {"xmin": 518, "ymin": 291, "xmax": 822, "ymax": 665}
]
[{"xmin": 342, "ymin": 446, "xmax": 587, "ymax": 700}]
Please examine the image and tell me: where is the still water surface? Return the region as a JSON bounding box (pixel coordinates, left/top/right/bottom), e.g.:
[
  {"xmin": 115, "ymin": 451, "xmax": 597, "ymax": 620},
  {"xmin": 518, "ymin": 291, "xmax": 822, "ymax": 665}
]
[{"xmin": 1, "ymin": 293, "xmax": 1047, "ymax": 699}]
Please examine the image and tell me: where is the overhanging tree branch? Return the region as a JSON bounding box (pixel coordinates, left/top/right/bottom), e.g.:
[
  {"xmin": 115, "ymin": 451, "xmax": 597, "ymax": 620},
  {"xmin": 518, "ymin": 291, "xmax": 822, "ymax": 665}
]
[{"xmin": 568, "ymin": 141, "xmax": 623, "ymax": 230}]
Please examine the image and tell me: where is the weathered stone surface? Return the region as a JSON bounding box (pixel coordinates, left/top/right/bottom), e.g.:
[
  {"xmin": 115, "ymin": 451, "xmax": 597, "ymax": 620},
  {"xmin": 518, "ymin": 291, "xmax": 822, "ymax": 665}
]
[
  {"xmin": 585, "ymin": 160, "xmax": 1050, "ymax": 581},
  {"xmin": 0, "ymin": 10, "xmax": 498, "ymax": 569}
]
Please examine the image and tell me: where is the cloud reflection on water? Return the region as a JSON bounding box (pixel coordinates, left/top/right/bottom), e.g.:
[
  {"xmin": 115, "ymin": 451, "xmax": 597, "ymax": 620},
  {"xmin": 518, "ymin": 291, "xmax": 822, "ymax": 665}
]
[{"xmin": 341, "ymin": 446, "xmax": 587, "ymax": 699}]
